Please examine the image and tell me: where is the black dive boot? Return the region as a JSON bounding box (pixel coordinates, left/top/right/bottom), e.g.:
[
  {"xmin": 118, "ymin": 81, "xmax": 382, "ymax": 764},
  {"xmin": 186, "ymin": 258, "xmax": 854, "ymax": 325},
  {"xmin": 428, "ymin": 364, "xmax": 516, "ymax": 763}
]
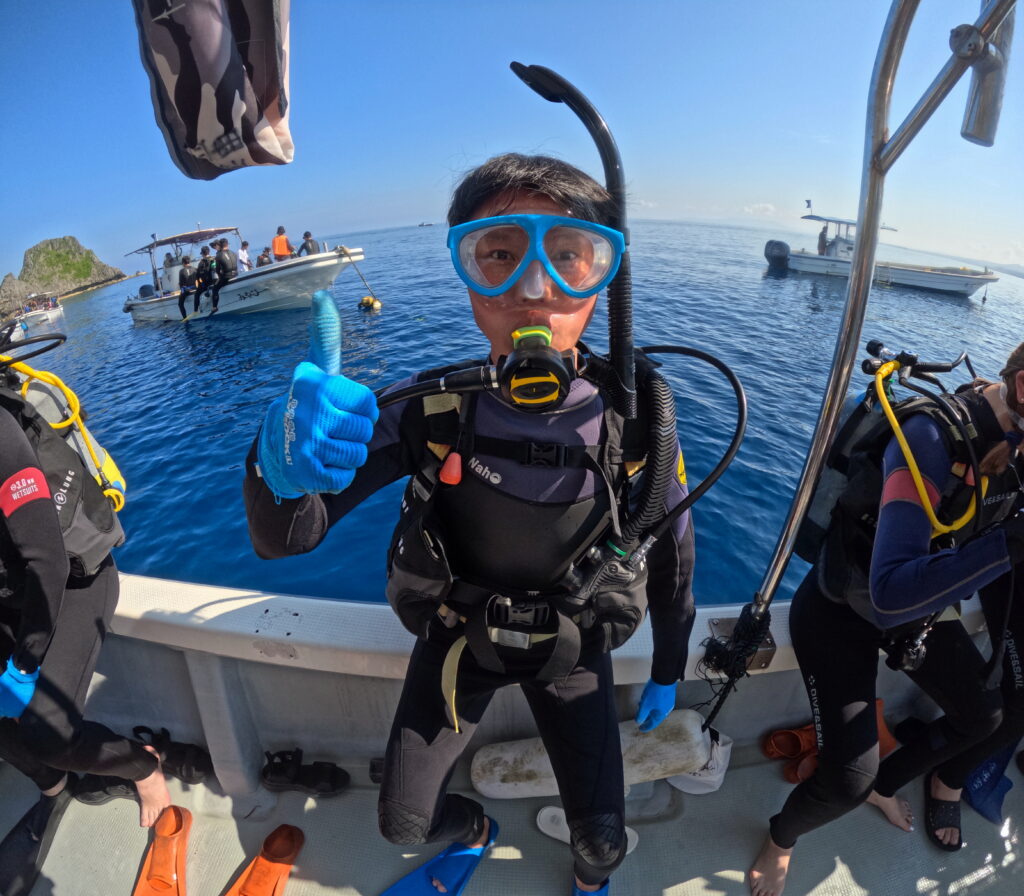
[{"xmin": 0, "ymin": 774, "xmax": 77, "ymax": 896}]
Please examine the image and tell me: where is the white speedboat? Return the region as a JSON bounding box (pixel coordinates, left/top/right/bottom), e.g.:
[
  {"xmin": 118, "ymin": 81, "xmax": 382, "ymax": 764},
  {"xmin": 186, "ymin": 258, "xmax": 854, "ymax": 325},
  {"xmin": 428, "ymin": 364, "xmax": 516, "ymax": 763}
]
[
  {"xmin": 764, "ymin": 214, "xmax": 999, "ymax": 296},
  {"xmin": 16, "ymin": 294, "xmax": 65, "ymax": 326},
  {"xmin": 121, "ymin": 228, "xmax": 366, "ymax": 321}
]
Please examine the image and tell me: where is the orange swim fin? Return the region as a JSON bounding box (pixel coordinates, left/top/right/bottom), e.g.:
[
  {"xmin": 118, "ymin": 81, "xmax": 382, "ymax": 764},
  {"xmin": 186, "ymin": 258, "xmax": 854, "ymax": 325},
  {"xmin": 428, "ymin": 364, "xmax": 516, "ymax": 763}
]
[
  {"xmin": 132, "ymin": 805, "xmax": 192, "ymax": 896},
  {"xmin": 876, "ymin": 698, "xmax": 899, "ymax": 758},
  {"xmin": 224, "ymin": 824, "xmax": 305, "ymax": 896}
]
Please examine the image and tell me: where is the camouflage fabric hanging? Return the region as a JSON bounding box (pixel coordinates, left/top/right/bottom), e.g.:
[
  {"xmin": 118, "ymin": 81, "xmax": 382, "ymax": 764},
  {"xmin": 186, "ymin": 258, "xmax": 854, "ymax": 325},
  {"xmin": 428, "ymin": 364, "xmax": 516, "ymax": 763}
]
[{"xmin": 132, "ymin": 0, "xmax": 293, "ymax": 180}]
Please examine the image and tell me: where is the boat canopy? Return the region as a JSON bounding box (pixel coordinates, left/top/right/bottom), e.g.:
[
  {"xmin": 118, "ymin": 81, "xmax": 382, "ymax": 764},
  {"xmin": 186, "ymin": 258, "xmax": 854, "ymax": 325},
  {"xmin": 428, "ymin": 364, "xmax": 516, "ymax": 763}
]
[
  {"xmin": 126, "ymin": 228, "xmax": 241, "ymax": 256},
  {"xmin": 802, "ymin": 214, "xmax": 897, "ymax": 232}
]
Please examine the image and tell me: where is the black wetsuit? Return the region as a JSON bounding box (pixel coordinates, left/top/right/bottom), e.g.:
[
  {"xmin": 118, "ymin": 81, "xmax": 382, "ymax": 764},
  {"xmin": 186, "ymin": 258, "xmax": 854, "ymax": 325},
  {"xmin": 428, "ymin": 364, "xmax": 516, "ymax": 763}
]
[
  {"xmin": 0, "ymin": 407, "xmax": 156, "ymax": 790},
  {"xmin": 297, "ymin": 238, "xmax": 318, "ymax": 257},
  {"xmin": 771, "ymin": 391, "xmax": 1024, "ymax": 848},
  {"xmin": 178, "ymin": 263, "xmax": 198, "ymax": 318},
  {"xmin": 195, "ymin": 255, "xmax": 214, "ymax": 303},
  {"xmin": 212, "ymin": 249, "xmax": 237, "ymax": 311},
  {"xmin": 245, "ymin": 374, "xmax": 696, "ymax": 886}
]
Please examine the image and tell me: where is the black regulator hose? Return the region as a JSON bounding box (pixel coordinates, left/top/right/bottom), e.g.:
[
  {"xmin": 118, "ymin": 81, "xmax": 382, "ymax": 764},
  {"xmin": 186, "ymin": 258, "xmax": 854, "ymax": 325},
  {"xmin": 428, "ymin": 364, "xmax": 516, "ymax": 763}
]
[
  {"xmin": 638, "ymin": 345, "xmax": 748, "ymax": 544},
  {"xmin": 618, "ymin": 369, "xmax": 677, "ymax": 547},
  {"xmin": 0, "ymin": 329, "xmax": 68, "ymax": 366}
]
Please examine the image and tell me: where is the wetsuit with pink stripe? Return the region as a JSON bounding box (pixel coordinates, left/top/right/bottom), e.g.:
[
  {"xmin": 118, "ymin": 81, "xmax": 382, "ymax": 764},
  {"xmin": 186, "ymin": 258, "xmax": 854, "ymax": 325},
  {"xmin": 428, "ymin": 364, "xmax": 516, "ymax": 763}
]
[{"xmin": 770, "ymin": 388, "xmax": 1024, "ymax": 848}]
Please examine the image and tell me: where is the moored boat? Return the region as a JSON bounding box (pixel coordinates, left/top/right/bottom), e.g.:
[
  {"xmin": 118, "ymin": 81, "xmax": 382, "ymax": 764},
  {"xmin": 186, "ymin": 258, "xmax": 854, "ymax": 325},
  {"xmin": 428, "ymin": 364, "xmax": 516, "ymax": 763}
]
[
  {"xmin": 122, "ymin": 228, "xmax": 366, "ymax": 321},
  {"xmin": 764, "ymin": 214, "xmax": 999, "ymax": 296}
]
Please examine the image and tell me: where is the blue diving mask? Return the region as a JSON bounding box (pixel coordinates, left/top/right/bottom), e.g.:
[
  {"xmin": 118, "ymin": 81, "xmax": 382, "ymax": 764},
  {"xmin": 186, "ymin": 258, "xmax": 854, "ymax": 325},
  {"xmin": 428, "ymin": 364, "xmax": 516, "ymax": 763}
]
[{"xmin": 447, "ymin": 214, "xmax": 625, "ymax": 299}]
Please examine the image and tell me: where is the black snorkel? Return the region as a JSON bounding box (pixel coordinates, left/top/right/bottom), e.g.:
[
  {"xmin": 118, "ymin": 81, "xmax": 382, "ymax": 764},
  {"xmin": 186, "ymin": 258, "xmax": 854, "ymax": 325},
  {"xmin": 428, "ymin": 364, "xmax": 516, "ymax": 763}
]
[{"xmin": 509, "ymin": 62, "xmax": 636, "ymax": 420}]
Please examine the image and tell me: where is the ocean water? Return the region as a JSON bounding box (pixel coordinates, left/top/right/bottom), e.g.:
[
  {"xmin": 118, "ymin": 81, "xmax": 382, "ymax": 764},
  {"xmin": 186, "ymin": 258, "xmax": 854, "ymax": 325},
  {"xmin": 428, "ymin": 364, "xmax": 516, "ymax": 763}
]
[{"xmin": 23, "ymin": 221, "xmax": 1024, "ymax": 606}]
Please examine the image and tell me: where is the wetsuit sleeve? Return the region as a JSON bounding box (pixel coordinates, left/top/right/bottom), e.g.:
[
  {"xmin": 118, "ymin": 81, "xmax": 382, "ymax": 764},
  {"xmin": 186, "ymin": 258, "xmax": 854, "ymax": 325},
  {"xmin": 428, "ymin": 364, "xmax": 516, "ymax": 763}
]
[
  {"xmin": 243, "ymin": 385, "xmax": 422, "ymax": 558},
  {"xmin": 868, "ymin": 414, "xmax": 1012, "ymax": 629},
  {"xmin": 645, "ymin": 460, "xmax": 697, "ymax": 684},
  {"xmin": 0, "ymin": 407, "xmax": 69, "ymax": 672}
]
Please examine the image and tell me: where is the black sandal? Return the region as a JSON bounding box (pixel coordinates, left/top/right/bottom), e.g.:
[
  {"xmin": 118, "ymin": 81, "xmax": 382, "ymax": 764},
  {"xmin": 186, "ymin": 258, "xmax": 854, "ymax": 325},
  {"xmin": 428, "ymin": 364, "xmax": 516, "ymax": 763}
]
[
  {"xmin": 260, "ymin": 749, "xmax": 350, "ymax": 797},
  {"xmin": 73, "ymin": 773, "xmax": 137, "ymax": 806},
  {"xmin": 925, "ymin": 771, "xmax": 964, "ymax": 851},
  {"xmin": 133, "ymin": 725, "xmax": 213, "ymax": 785}
]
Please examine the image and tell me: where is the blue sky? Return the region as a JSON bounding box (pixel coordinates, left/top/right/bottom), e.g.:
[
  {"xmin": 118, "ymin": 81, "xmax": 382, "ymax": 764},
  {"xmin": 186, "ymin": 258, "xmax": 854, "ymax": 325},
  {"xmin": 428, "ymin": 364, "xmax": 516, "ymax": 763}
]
[{"xmin": 2, "ymin": 0, "xmax": 1021, "ymax": 279}]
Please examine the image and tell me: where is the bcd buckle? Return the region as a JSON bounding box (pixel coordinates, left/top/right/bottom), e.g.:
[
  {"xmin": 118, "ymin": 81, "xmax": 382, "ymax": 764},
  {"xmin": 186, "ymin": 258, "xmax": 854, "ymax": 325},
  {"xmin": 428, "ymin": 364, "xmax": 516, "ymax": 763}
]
[
  {"xmin": 490, "ymin": 595, "xmax": 550, "ymax": 627},
  {"xmin": 525, "ymin": 442, "xmax": 566, "ymax": 467}
]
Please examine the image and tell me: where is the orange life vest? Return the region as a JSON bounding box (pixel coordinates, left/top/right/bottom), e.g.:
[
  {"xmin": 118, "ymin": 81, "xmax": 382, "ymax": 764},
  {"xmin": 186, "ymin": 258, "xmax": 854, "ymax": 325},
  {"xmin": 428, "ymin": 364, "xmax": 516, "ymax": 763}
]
[{"xmin": 272, "ymin": 234, "xmax": 291, "ymax": 257}]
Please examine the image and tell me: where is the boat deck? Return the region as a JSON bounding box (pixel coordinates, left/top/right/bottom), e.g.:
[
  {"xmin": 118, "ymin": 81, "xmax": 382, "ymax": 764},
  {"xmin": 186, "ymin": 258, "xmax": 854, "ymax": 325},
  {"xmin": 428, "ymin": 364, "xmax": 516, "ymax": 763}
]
[{"xmin": 5, "ymin": 740, "xmax": 1021, "ymax": 895}]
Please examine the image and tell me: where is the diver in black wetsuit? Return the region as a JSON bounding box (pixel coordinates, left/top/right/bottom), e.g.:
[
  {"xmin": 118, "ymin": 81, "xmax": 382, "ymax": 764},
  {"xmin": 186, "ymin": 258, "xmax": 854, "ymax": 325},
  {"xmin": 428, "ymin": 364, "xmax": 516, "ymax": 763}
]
[
  {"xmin": 177, "ymin": 255, "xmax": 198, "ymax": 318},
  {"xmin": 749, "ymin": 343, "xmax": 1024, "ymax": 896},
  {"xmin": 296, "ymin": 231, "xmax": 318, "ymax": 256},
  {"xmin": 245, "ymin": 155, "xmax": 696, "ymax": 896},
  {"xmin": 211, "ymin": 238, "xmax": 238, "ymax": 313},
  {"xmin": 0, "ymin": 387, "xmax": 171, "ymax": 894}
]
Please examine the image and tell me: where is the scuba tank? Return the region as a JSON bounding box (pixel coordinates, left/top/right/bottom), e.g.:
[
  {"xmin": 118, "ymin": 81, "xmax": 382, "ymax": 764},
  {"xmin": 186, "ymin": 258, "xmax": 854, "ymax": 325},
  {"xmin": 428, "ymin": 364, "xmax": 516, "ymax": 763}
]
[{"xmin": 1, "ymin": 328, "xmax": 127, "ymax": 576}]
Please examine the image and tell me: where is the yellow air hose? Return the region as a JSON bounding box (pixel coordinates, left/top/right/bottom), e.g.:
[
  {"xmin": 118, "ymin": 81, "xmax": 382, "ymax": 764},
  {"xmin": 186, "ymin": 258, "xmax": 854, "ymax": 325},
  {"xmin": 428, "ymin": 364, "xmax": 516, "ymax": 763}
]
[
  {"xmin": 873, "ymin": 360, "xmax": 984, "ymax": 537},
  {"xmin": 2, "ymin": 357, "xmax": 126, "ymax": 511}
]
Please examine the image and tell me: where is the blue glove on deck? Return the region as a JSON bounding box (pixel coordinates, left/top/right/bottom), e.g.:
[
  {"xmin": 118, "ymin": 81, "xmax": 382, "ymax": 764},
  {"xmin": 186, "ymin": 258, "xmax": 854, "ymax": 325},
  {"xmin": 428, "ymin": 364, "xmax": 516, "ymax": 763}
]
[
  {"xmin": 0, "ymin": 657, "xmax": 39, "ymax": 719},
  {"xmin": 257, "ymin": 291, "xmax": 378, "ymax": 498},
  {"xmin": 635, "ymin": 678, "xmax": 676, "ymax": 732}
]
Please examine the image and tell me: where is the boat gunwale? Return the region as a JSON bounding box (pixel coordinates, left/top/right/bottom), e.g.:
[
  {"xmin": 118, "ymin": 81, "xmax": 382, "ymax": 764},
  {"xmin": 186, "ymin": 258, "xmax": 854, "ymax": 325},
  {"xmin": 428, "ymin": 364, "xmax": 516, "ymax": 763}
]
[{"xmin": 111, "ymin": 571, "xmax": 990, "ymax": 685}]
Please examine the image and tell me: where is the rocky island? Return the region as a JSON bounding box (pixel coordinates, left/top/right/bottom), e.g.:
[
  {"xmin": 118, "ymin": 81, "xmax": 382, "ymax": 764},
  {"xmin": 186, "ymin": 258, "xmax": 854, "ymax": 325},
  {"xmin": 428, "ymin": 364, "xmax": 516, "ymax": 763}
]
[{"xmin": 0, "ymin": 236, "xmax": 126, "ymax": 316}]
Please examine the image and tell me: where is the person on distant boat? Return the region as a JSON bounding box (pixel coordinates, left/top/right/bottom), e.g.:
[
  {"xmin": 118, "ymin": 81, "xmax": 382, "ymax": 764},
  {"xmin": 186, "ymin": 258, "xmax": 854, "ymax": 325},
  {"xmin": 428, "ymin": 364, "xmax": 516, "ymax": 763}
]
[
  {"xmin": 817, "ymin": 225, "xmax": 828, "ymax": 255},
  {"xmin": 211, "ymin": 238, "xmax": 238, "ymax": 314},
  {"xmin": 245, "ymin": 154, "xmax": 696, "ymax": 896},
  {"xmin": 749, "ymin": 342, "xmax": 1024, "ymax": 896},
  {"xmin": 177, "ymin": 255, "xmax": 199, "ymax": 319},
  {"xmin": 271, "ymin": 226, "xmax": 295, "ymax": 262},
  {"xmin": 195, "ymin": 245, "xmax": 215, "ymax": 307},
  {"xmin": 256, "ymin": 246, "xmax": 273, "ymax": 267},
  {"xmin": 238, "ymin": 240, "xmax": 253, "ymax": 272},
  {"xmin": 296, "ymin": 231, "xmax": 319, "ymax": 256},
  {"xmin": 0, "ymin": 371, "xmax": 171, "ymax": 894}
]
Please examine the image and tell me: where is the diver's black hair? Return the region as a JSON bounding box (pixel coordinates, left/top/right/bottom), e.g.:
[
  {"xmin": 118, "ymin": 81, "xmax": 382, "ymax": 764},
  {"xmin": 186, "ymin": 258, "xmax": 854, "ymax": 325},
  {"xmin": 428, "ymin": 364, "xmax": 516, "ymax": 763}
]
[
  {"xmin": 999, "ymin": 341, "xmax": 1024, "ymax": 384},
  {"xmin": 448, "ymin": 153, "xmax": 614, "ymax": 227}
]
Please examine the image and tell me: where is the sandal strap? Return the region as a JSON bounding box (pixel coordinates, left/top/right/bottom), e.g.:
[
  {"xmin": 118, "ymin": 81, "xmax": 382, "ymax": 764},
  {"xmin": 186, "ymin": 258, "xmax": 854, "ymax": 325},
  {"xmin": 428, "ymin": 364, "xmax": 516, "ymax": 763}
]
[{"xmin": 926, "ymin": 796, "xmax": 962, "ymax": 830}]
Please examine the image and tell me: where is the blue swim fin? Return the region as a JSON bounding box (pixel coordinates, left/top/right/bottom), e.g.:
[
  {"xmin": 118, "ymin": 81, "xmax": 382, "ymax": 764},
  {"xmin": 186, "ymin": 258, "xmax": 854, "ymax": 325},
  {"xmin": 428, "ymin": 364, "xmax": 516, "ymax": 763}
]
[
  {"xmin": 380, "ymin": 818, "xmax": 499, "ymax": 896},
  {"xmin": 964, "ymin": 740, "xmax": 1019, "ymax": 824}
]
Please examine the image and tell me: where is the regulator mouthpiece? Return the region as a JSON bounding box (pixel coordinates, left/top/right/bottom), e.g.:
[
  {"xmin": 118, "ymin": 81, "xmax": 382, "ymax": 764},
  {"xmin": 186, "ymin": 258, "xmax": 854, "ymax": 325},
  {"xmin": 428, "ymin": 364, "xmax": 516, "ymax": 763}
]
[{"xmin": 498, "ymin": 326, "xmax": 574, "ymax": 411}]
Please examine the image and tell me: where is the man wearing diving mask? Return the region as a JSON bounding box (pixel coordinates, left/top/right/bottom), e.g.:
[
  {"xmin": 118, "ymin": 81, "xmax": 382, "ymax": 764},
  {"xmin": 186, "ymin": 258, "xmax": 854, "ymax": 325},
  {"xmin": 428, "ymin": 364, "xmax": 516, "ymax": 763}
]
[{"xmin": 245, "ymin": 153, "xmax": 696, "ymax": 896}]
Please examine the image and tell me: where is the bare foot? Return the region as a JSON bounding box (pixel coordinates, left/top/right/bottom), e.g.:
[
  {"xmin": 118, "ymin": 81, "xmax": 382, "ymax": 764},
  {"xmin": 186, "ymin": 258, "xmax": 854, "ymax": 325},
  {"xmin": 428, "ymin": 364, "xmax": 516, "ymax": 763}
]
[
  {"xmin": 930, "ymin": 773, "xmax": 963, "ymax": 848},
  {"xmin": 431, "ymin": 817, "xmax": 490, "ymax": 893},
  {"xmin": 866, "ymin": 790, "xmax": 914, "ymax": 832},
  {"xmin": 135, "ymin": 745, "xmax": 172, "ymax": 827},
  {"xmin": 574, "ymin": 877, "xmax": 606, "ymax": 892},
  {"xmin": 748, "ymin": 833, "xmax": 792, "ymax": 896}
]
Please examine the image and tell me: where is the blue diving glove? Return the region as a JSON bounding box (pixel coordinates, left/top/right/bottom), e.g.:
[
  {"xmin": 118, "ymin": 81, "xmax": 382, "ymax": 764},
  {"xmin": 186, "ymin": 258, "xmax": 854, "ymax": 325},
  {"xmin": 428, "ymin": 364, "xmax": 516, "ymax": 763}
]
[
  {"xmin": 635, "ymin": 678, "xmax": 677, "ymax": 732},
  {"xmin": 0, "ymin": 657, "xmax": 39, "ymax": 719},
  {"xmin": 257, "ymin": 291, "xmax": 379, "ymax": 498}
]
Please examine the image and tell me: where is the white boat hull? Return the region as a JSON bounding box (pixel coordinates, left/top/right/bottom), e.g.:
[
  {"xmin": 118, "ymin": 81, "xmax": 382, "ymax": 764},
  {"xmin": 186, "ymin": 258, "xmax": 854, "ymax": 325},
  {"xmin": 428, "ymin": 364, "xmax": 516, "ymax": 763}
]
[
  {"xmin": 784, "ymin": 249, "xmax": 997, "ymax": 296},
  {"xmin": 123, "ymin": 249, "xmax": 365, "ymax": 322},
  {"xmin": 17, "ymin": 306, "xmax": 64, "ymax": 325}
]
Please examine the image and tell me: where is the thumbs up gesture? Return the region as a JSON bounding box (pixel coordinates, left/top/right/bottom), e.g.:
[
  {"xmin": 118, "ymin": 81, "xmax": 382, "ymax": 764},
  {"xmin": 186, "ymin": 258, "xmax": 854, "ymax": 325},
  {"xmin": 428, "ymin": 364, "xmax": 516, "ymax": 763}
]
[{"xmin": 257, "ymin": 291, "xmax": 379, "ymax": 498}]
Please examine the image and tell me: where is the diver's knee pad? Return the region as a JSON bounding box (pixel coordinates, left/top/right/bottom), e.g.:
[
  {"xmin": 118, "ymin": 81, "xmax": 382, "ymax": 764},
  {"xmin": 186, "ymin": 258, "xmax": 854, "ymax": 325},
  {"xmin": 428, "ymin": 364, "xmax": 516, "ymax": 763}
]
[
  {"xmin": 377, "ymin": 800, "xmax": 431, "ymax": 845},
  {"xmin": 569, "ymin": 811, "xmax": 627, "ymax": 872}
]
